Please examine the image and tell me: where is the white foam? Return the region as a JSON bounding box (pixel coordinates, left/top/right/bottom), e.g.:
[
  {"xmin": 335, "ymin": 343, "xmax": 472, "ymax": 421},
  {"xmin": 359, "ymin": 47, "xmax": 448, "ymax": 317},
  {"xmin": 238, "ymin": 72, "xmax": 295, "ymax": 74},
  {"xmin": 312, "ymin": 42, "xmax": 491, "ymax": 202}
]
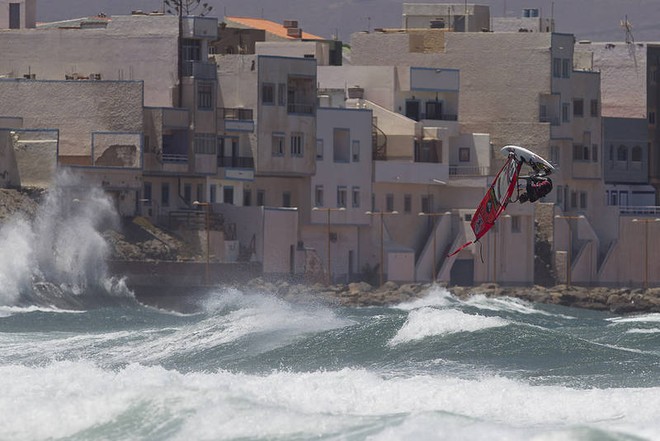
[
  {"xmin": 608, "ymin": 313, "xmax": 660, "ymax": 325},
  {"xmin": 626, "ymin": 328, "xmax": 660, "ymax": 334},
  {"xmin": 2, "ymin": 362, "xmax": 660, "ymax": 441},
  {"xmin": 394, "ymin": 286, "xmax": 456, "ymax": 311},
  {"xmin": 466, "ymin": 294, "xmax": 576, "ymax": 319},
  {"xmin": 389, "ymin": 307, "xmax": 509, "ymax": 346}
]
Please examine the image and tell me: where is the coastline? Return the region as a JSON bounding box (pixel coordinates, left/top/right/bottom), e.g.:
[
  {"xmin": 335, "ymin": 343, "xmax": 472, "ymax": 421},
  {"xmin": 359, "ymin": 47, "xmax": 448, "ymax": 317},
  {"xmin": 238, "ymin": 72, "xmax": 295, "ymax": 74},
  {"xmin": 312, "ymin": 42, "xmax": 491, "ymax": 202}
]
[{"xmin": 212, "ymin": 279, "xmax": 660, "ymax": 315}]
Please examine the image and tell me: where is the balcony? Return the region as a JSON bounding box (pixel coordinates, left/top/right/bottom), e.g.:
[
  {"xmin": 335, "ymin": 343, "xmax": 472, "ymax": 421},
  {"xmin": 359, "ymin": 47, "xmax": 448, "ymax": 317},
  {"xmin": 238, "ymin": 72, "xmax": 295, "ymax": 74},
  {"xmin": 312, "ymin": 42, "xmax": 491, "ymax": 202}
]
[
  {"xmin": 182, "ymin": 16, "xmax": 218, "ymax": 39},
  {"xmin": 449, "ymin": 165, "xmax": 490, "ymax": 176},
  {"xmin": 218, "ymin": 156, "xmax": 254, "ymax": 168},
  {"xmin": 183, "ymin": 61, "xmax": 217, "ymax": 80},
  {"xmin": 287, "ymin": 102, "xmax": 315, "ymax": 115},
  {"xmin": 219, "ymin": 107, "xmax": 255, "ymax": 132}
]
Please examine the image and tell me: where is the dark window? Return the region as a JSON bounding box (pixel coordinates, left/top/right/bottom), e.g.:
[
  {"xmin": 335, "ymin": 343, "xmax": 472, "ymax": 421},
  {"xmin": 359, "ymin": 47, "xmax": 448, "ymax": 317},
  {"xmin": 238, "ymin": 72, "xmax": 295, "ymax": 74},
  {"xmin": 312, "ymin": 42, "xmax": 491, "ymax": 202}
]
[
  {"xmin": 182, "ymin": 39, "xmax": 201, "ymax": 62},
  {"xmin": 632, "ymin": 146, "xmax": 642, "ymax": 162},
  {"xmin": 459, "ymin": 147, "xmax": 470, "ymax": 162},
  {"xmin": 404, "ymin": 194, "xmax": 412, "ymax": 213},
  {"xmin": 257, "ymin": 190, "xmax": 265, "ymax": 206},
  {"xmin": 573, "ymin": 99, "xmax": 584, "ymax": 117},
  {"xmin": 386, "ymin": 193, "xmax": 394, "ymax": 212},
  {"xmin": 262, "ymin": 83, "xmax": 275, "ymax": 104},
  {"xmin": 9, "ymin": 3, "xmax": 20, "ymax": 29},
  {"xmin": 243, "ymin": 189, "xmax": 252, "ymax": 206},
  {"xmin": 224, "ymin": 186, "xmax": 234, "ymax": 204},
  {"xmin": 405, "ymin": 100, "xmax": 420, "ymax": 121},
  {"xmin": 161, "ymin": 183, "xmax": 170, "ymax": 207},
  {"xmin": 143, "ymin": 182, "xmax": 152, "ymax": 203},
  {"xmin": 282, "ymin": 191, "xmax": 292, "ymax": 207},
  {"xmin": 197, "ymin": 82, "xmax": 213, "ymax": 110},
  {"xmin": 425, "ymin": 101, "xmax": 442, "ymax": 120},
  {"xmin": 183, "ymin": 183, "xmax": 192, "ymax": 204},
  {"xmin": 590, "ymin": 99, "xmax": 599, "ymax": 117}
]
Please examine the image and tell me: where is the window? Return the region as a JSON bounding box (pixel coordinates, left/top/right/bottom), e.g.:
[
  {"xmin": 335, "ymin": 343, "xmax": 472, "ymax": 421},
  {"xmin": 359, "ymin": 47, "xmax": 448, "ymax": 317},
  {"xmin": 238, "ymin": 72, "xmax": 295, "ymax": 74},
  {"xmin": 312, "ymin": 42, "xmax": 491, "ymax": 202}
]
[
  {"xmin": 573, "ymin": 98, "xmax": 584, "ymax": 117},
  {"xmin": 337, "ymin": 186, "xmax": 347, "ymax": 208},
  {"xmin": 224, "ymin": 186, "xmax": 234, "ymax": 204},
  {"xmin": 404, "ymin": 194, "xmax": 412, "ymax": 213},
  {"xmin": 609, "ymin": 144, "xmax": 614, "ymax": 161},
  {"xmin": 316, "ymin": 139, "xmax": 324, "ymax": 160},
  {"xmin": 333, "ymin": 128, "xmax": 350, "ymax": 162},
  {"xmin": 183, "ymin": 183, "xmax": 192, "ymax": 204},
  {"xmin": 287, "ymin": 75, "xmax": 315, "ymax": 114},
  {"xmin": 243, "ymin": 189, "xmax": 252, "ymax": 206},
  {"xmin": 631, "ymin": 146, "xmax": 642, "ymax": 162},
  {"xmin": 550, "ymin": 145, "xmax": 559, "ymax": 165},
  {"xmin": 161, "ymin": 183, "xmax": 170, "ymax": 207},
  {"xmin": 617, "ymin": 145, "xmax": 628, "ymax": 162},
  {"xmin": 619, "ymin": 191, "xmax": 628, "ymax": 207},
  {"xmin": 291, "ymin": 132, "xmax": 303, "ymax": 157},
  {"xmin": 539, "ymin": 104, "xmax": 548, "ymax": 121},
  {"xmin": 405, "ymin": 100, "xmax": 420, "ymax": 121},
  {"xmin": 352, "ymin": 140, "xmax": 360, "ymax": 162},
  {"xmin": 610, "ymin": 190, "xmax": 618, "ymax": 206},
  {"xmin": 278, "ymin": 83, "xmax": 286, "ymax": 106},
  {"xmin": 570, "ymin": 191, "xmax": 578, "ymax": 209},
  {"xmin": 352, "ymin": 186, "xmax": 360, "ymax": 208},
  {"xmin": 590, "ymin": 99, "xmax": 599, "ymax": 117},
  {"xmin": 272, "ymin": 133, "xmax": 285, "ymax": 156},
  {"xmin": 459, "ymin": 147, "xmax": 470, "ymax": 162},
  {"xmin": 182, "ymin": 39, "xmax": 201, "ymax": 62},
  {"xmin": 197, "ymin": 82, "xmax": 213, "ymax": 110},
  {"xmin": 421, "ymin": 195, "xmax": 431, "ymax": 213},
  {"xmin": 143, "ymin": 182, "xmax": 152, "ymax": 203},
  {"xmin": 196, "ymin": 183, "xmax": 204, "ymax": 203},
  {"xmin": 282, "ymin": 191, "xmax": 291, "ymax": 208},
  {"xmin": 511, "ymin": 216, "xmax": 521, "ymax": 233},
  {"xmin": 553, "ymin": 57, "xmax": 561, "ymax": 78},
  {"xmin": 650, "ymin": 112, "xmax": 656, "ymax": 125},
  {"xmin": 556, "ymin": 185, "xmax": 563, "ymax": 206},
  {"xmin": 9, "ymin": 3, "xmax": 20, "ymax": 29},
  {"xmin": 562, "ymin": 58, "xmax": 571, "ymax": 78},
  {"xmin": 573, "ymin": 144, "xmax": 590, "ymax": 161},
  {"xmin": 210, "ymin": 184, "xmax": 217, "ymax": 203},
  {"xmin": 425, "ymin": 101, "xmax": 442, "ymax": 120},
  {"xmin": 194, "ymin": 134, "xmax": 216, "ymax": 154},
  {"xmin": 262, "ymin": 83, "xmax": 275, "ymax": 104},
  {"xmin": 315, "ymin": 185, "xmax": 324, "ymax": 207},
  {"xmin": 562, "ymin": 103, "xmax": 570, "ymax": 122},
  {"xmin": 592, "ymin": 144, "xmax": 598, "ymax": 162},
  {"xmin": 579, "ymin": 192, "xmax": 587, "ymax": 209},
  {"xmin": 257, "ymin": 189, "xmax": 265, "ymax": 206},
  {"xmin": 386, "ymin": 194, "xmax": 394, "ymax": 212}
]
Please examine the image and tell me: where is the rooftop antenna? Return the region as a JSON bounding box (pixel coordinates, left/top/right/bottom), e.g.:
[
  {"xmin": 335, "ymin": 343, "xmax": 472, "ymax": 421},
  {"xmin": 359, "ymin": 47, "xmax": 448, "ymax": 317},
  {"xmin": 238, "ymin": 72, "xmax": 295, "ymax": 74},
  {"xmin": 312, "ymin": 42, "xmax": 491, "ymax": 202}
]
[{"xmin": 621, "ymin": 15, "xmax": 638, "ymax": 69}]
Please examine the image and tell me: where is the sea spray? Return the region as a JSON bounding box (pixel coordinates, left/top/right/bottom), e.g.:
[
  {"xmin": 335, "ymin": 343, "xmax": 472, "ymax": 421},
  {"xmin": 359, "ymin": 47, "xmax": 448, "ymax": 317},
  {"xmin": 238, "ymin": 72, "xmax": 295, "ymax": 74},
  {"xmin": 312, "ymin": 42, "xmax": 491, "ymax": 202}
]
[{"xmin": 0, "ymin": 170, "xmax": 132, "ymax": 307}]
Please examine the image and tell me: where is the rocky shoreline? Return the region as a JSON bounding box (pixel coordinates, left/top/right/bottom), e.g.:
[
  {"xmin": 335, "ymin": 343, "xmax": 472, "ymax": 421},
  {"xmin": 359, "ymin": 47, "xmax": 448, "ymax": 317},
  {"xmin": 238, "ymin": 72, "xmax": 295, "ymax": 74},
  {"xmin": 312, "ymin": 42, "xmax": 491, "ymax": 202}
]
[{"xmin": 244, "ymin": 279, "xmax": 660, "ymax": 315}]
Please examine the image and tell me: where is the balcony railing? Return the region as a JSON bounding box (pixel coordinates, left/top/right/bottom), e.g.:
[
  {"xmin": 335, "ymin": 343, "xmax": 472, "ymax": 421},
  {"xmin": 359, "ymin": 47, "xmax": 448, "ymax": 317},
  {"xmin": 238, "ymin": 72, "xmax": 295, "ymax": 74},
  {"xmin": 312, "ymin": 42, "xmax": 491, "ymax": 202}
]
[
  {"xmin": 449, "ymin": 165, "xmax": 490, "ymax": 176},
  {"xmin": 217, "ymin": 156, "xmax": 254, "ymax": 168},
  {"xmin": 162, "ymin": 153, "xmax": 188, "ymax": 163},
  {"xmin": 182, "ymin": 61, "xmax": 217, "ymax": 80},
  {"xmin": 424, "ymin": 114, "xmax": 458, "ymax": 121},
  {"xmin": 220, "ymin": 108, "xmax": 253, "ymax": 120},
  {"xmin": 619, "ymin": 206, "xmax": 660, "ymax": 216},
  {"xmin": 287, "ymin": 102, "xmax": 315, "ymax": 115},
  {"xmin": 539, "ymin": 116, "xmax": 560, "ymax": 126}
]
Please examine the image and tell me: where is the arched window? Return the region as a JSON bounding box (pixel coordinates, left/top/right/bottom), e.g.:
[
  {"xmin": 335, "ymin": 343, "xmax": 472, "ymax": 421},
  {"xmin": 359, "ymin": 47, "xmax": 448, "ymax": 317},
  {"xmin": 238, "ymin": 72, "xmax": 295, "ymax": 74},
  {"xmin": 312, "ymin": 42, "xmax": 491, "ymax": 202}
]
[
  {"xmin": 631, "ymin": 146, "xmax": 642, "ymax": 162},
  {"xmin": 617, "ymin": 145, "xmax": 628, "ymax": 161}
]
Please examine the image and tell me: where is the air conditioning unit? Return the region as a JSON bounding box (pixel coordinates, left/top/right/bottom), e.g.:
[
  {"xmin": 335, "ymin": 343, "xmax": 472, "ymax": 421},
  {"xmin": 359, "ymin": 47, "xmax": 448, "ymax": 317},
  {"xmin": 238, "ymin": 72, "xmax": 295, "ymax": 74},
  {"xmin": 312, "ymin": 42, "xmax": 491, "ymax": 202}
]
[
  {"xmin": 329, "ymin": 232, "xmax": 338, "ymax": 242},
  {"xmin": 287, "ymin": 27, "xmax": 302, "ymax": 38},
  {"xmin": 90, "ymin": 73, "xmax": 102, "ymax": 80},
  {"xmin": 283, "ymin": 19, "xmax": 298, "ymax": 28}
]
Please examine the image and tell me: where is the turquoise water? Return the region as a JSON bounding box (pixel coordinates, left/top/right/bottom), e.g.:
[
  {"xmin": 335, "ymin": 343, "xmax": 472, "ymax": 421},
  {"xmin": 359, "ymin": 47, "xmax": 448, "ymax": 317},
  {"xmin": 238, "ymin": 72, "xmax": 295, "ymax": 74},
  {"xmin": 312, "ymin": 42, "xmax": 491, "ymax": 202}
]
[{"xmin": 2, "ymin": 176, "xmax": 660, "ymax": 440}]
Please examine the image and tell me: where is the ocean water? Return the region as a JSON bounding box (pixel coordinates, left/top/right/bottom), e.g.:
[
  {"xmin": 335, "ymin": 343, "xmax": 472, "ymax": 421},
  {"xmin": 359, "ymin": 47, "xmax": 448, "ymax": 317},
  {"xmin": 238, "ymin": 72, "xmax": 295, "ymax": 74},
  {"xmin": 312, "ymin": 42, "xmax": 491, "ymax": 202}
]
[{"xmin": 2, "ymin": 177, "xmax": 660, "ymax": 441}]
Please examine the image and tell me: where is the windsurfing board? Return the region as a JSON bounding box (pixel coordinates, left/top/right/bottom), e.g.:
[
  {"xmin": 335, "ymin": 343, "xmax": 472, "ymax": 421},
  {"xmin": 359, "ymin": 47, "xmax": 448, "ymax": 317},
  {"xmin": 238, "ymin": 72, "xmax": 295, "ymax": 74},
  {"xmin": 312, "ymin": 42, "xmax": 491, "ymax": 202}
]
[{"xmin": 500, "ymin": 145, "xmax": 555, "ymax": 176}]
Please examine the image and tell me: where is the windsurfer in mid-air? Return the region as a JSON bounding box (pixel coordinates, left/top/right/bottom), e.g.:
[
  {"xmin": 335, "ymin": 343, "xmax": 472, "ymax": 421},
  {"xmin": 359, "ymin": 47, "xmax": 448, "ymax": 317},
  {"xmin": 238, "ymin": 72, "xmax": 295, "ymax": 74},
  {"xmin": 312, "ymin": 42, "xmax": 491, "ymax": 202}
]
[{"xmin": 518, "ymin": 175, "xmax": 553, "ymax": 203}]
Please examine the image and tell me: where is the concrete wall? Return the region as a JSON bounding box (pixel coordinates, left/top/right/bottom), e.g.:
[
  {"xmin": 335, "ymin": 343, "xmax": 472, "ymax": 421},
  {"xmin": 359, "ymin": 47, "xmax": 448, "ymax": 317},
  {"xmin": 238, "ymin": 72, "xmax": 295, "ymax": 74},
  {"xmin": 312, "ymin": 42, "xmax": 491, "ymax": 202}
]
[
  {"xmin": 0, "ymin": 80, "xmax": 144, "ymax": 158},
  {"xmin": 313, "ymin": 107, "xmax": 372, "ymax": 224},
  {"xmin": 262, "ymin": 207, "xmax": 299, "ymax": 274},
  {"xmin": 575, "ymin": 41, "xmax": 647, "ymax": 118},
  {"xmin": 0, "ymin": 15, "xmax": 178, "ymax": 107}
]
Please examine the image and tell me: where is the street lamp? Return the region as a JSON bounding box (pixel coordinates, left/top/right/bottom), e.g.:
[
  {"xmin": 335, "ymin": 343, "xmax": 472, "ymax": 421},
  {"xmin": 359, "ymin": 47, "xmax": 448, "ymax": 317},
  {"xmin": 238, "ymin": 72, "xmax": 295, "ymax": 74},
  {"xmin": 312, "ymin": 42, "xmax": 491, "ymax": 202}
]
[
  {"xmin": 554, "ymin": 215, "xmax": 584, "ymax": 287},
  {"xmin": 312, "ymin": 206, "xmax": 346, "ymax": 285},
  {"xmin": 366, "ymin": 210, "xmax": 399, "ymax": 286},
  {"xmin": 193, "ymin": 200, "xmax": 210, "ymax": 285},
  {"xmin": 631, "ymin": 218, "xmax": 660, "ymax": 290},
  {"xmin": 418, "ymin": 211, "xmax": 451, "ymax": 283}
]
